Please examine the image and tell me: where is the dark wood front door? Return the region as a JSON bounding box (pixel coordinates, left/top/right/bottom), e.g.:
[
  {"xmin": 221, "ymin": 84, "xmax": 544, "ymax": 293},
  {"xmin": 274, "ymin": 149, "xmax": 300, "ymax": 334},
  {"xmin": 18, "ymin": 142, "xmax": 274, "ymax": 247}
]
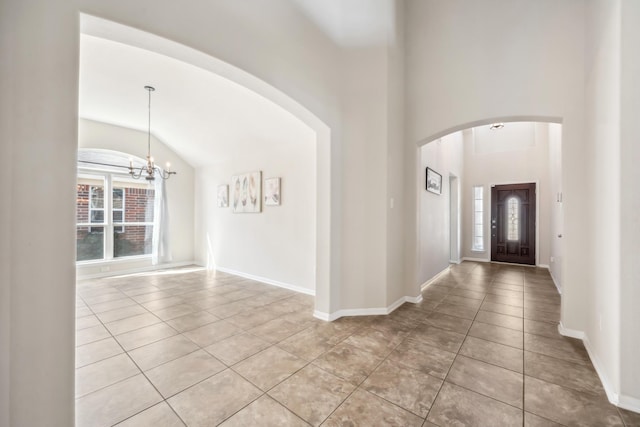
[{"xmin": 491, "ymin": 183, "xmax": 536, "ymax": 265}]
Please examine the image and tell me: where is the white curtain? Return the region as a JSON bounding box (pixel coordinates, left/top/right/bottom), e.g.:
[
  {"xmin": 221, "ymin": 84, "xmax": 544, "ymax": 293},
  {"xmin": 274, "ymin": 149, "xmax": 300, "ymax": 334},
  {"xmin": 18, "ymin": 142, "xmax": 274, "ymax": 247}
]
[{"xmin": 152, "ymin": 175, "xmax": 172, "ymax": 265}]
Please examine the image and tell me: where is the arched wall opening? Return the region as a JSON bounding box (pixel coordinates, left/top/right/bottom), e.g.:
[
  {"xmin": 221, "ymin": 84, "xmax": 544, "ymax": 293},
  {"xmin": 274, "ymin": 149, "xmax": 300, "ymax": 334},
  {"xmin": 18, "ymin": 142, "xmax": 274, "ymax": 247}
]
[
  {"xmin": 414, "ymin": 117, "xmax": 564, "ymax": 297},
  {"xmin": 79, "ymin": 14, "xmax": 335, "ymax": 315}
]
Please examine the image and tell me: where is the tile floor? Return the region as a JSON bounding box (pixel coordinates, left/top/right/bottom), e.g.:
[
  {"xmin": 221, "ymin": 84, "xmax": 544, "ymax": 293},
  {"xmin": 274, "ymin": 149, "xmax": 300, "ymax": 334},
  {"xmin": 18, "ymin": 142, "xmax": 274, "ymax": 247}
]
[{"xmin": 75, "ymin": 263, "xmax": 640, "ymax": 426}]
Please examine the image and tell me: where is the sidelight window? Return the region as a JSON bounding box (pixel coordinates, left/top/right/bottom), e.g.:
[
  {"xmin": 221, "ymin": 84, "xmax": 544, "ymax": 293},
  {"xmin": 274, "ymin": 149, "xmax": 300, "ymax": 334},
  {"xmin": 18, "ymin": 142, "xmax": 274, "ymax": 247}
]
[
  {"xmin": 472, "ymin": 186, "xmax": 484, "ymax": 251},
  {"xmin": 507, "ymin": 197, "xmax": 519, "ymax": 241}
]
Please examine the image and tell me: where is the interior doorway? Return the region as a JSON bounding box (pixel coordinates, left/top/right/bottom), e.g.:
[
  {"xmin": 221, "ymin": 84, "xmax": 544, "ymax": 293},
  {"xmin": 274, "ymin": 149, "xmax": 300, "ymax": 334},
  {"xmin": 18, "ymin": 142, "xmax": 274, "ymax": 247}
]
[{"xmin": 491, "ymin": 183, "xmax": 536, "ymax": 265}]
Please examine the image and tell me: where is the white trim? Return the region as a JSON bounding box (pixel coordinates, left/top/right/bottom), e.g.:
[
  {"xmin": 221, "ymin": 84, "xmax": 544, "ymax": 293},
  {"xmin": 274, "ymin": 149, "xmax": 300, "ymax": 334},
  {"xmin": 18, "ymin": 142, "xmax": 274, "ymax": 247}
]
[
  {"xmin": 618, "ymin": 395, "xmax": 640, "ymax": 414},
  {"xmin": 461, "ymin": 256, "xmax": 490, "ymax": 263},
  {"xmin": 449, "ymin": 259, "xmax": 461, "ymax": 264},
  {"xmin": 537, "ymin": 263, "xmax": 550, "ymax": 269},
  {"xmin": 557, "ymin": 323, "xmax": 640, "ymax": 412},
  {"xmin": 557, "ymin": 322, "xmax": 584, "ymax": 340},
  {"xmin": 420, "ymin": 265, "xmax": 452, "ymax": 292},
  {"xmin": 549, "ymin": 268, "xmax": 562, "ymax": 295},
  {"xmin": 214, "ymin": 266, "xmax": 315, "ymax": 296},
  {"xmin": 77, "ymin": 261, "xmax": 195, "ymax": 279},
  {"xmin": 582, "ymin": 333, "xmax": 620, "ymax": 406},
  {"xmin": 313, "ymin": 295, "xmax": 424, "ymax": 322}
]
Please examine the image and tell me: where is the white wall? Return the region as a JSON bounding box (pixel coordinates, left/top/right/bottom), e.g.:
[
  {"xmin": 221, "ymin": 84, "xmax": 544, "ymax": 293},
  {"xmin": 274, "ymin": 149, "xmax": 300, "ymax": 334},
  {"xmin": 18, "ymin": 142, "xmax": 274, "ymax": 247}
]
[
  {"xmin": 419, "ymin": 132, "xmax": 463, "ymax": 284},
  {"xmin": 548, "ymin": 123, "xmax": 563, "ymax": 291},
  {"xmin": 405, "ymin": 0, "xmax": 588, "ymax": 338},
  {"xmin": 194, "ymin": 134, "xmax": 316, "ymax": 294},
  {"xmin": 77, "ymin": 119, "xmax": 195, "ymax": 277},
  {"xmin": 2, "ymin": 0, "xmax": 78, "ymax": 425},
  {"xmin": 619, "ymin": 0, "xmax": 640, "ymax": 407},
  {"xmin": 460, "ymin": 122, "xmax": 552, "ymax": 266},
  {"xmin": 584, "ymin": 0, "xmax": 622, "ymax": 401}
]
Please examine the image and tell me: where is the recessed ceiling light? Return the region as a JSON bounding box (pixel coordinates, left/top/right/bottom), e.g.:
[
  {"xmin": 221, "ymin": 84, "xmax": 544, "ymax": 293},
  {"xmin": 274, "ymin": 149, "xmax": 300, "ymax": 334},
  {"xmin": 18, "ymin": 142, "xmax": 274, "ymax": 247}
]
[{"xmin": 490, "ymin": 123, "xmax": 505, "ymax": 130}]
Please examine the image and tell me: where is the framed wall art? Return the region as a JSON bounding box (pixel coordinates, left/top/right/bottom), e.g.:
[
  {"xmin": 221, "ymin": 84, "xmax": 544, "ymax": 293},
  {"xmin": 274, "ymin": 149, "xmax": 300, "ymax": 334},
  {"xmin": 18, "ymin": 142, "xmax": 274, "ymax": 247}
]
[
  {"xmin": 217, "ymin": 185, "xmax": 229, "ymax": 207},
  {"xmin": 231, "ymin": 171, "xmax": 262, "ymax": 213},
  {"xmin": 426, "ymin": 167, "xmax": 442, "ymax": 195},
  {"xmin": 264, "ymin": 177, "xmax": 281, "ymax": 206}
]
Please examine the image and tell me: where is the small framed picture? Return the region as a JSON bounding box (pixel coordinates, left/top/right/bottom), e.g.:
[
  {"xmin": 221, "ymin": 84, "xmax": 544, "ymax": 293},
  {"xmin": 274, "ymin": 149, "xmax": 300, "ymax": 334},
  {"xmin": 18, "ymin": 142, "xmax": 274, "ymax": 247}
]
[
  {"xmin": 264, "ymin": 177, "xmax": 281, "ymax": 206},
  {"xmin": 426, "ymin": 167, "xmax": 442, "ymax": 195},
  {"xmin": 217, "ymin": 185, "xmax": 229, "ymax": 207}
]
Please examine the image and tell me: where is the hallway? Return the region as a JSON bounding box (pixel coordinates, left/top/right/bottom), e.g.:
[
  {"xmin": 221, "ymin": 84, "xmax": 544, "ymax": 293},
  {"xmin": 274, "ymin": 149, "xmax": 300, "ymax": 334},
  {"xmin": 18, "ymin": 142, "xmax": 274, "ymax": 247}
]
[{"xmin": 74, "ymin": 263, "xmax": 639, "ymax": 426}]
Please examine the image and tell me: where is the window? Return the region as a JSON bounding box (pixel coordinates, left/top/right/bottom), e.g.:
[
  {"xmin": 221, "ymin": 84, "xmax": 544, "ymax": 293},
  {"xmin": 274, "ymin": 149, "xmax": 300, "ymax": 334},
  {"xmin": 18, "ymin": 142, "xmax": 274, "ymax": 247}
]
[
  {"xmin": 76, "ymin": 171, "xmax": 155, "ymax": 262},
  {"xmin": 113, "ymin": 188, "xmax": 124, "ymax": 233},
  {"xmin": 507, "ymin": 197, "xmax": 519, "ymax": 241},
  {"xmin": 472, "ymin": 186, "xmax": 484, "ymax": 251}
]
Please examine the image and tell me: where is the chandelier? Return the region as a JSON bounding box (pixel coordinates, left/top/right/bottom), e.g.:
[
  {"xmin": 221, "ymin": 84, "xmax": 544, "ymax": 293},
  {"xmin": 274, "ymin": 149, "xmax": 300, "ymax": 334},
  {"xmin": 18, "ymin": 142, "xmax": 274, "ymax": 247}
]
[{"xmin": 128, "ymin": 86, "xmax": 176, "ymax": 181}]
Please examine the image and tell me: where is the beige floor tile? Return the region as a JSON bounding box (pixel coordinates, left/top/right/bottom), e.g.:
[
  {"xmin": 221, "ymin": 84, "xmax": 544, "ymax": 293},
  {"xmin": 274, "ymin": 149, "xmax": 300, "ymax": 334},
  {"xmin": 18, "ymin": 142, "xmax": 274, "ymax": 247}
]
[
  {"xmin": 76, "ymin": 353, "xmax": 140, "ymax": 398},
  {"xmin": 446, "ymin": 355, "xmax": 523, "ymax": 408},
  {"xmin": 524, "ymin": 319, "xmax": 560, "ymax": 339},
  {"xmin": 225, "ymin": 307, "xmax": 282, "ymax": 330},
  {"xmin": 115, "ymin": 323, "xmax": 178, "ymax": 351},
  {"xmin": 168, "ymin": 369, "xmax": 262, "ymax": 426},
  {"xmin": 76, "ymin": 374, "xmax": 162, "ymax": 427},
  {"xmin": 481, "ymin": 301, "xmax": 524, "ymax": 317},
  {"xmin": 90, "ymin": 297, "xmax": 138, "ymax": 314},
  {"xmin": 422, "ymin": 312, "xmax": 473, "ymax": 334},
  {"xmin": 427, "ymin": 382, "xmax": 523, "ymax": 426},
  {"xmin": 141, "ymin": 296, "xmax": 185, "ymax": 311},
  {"xmin": 76, "ymin": 324, "xmax": 111, "ymax": 346},
  {"xmin": 313, "ymin": 342, "xmax": 383, "ymax": 385},
  {"xmin": 525, "ymin": 411, "xmax": 565, "ymax": 426},
  {"xmin": 219, "ymin": 395, "xmax": 309, "ymax": 427},
  {"xmin": 525, "ymin": 376, "xmax": 623, "ymax": 426},
  {"xmin": 115, "ymin": 402, "xmax": 185, "ymax": 427},
  {"xmin": 343, "ymin": 327, "xmax": 405, "ymax": 357},
  {"xmin": 475, "ymin": 310, "xmax": 523, "ymax": 331},
  {"xmin": 146, "ymin": 349, "xmax": 226, "ymax": 398},
  {"xmin": 105, "ymin": 312, "xmax": 162, "ymax": 335},
  {"xmin": 128, "ymin": 334, "xmax": 199, "ymax": 371},
  {"xmin": 247, "ymin": 318, "xmax": 309, "ymax": 344},
  {"xmin": 469, "ymin": 321, "xmax": 523, "ymax": 349},
  {"xmin": 524, "ymin": 351, "xmax": 605, "ymax": 396},
  {"xmin": 389, "ymin": 338, "xmax": 456, "ymax": 379},
  {"xmin": 524, "ymin": 333, "xmax": 590, "ymax": 365},
  {"xmin": 95, "ymin": 304, "xmax": 148, "ymax": 324},
  {"xmin": 459, "ymin": 336, "xmax": 523, "ymax": 373},
  {"xmin": 76, "ymin": 315, "xmax": 101, "ymax": 330},
  {"xmin": 362, "ymin": 359, "xmax": 442, "ymax": 417},
  {"xmin": 205, "ymin": 332, "xmax": 272, "ymax": 365},
  {"xmin": 165, "ymin": 310, "xmax": 219, "ymax": 333},
  {"xmin": 618, "ymin": 408, "xmax": 640, "ymax": 427},
  {"xmin": 184, "ymin": 319, "xmax": 242, "ymax": 347},
  {"xmin": 268, "ymin": 364, "xmax": 353, "ymax": 426},
  {"xmin": 233, "ymin": 346, "xmax": 307, "ymax": 391},
  {"xmin": 434, "ymin": 302, "xmax": 479, "ymax": 320},
  {"xmin": 408, "ymin": 324, "xmax": 466, "ymax": 353},
  {"xmin": 152, "ymin": 304, "xmax": 200, "ymax": 321},
  {"xmin": 76, "ymin": 337, "xmax": 123, "ymax": 368},
  {"xmin": 277, "ymin": 328, "xmax": 334, "ymax": 362},
  {"xmin": 322, "ymin": 389, "xmax": 423, "ymax": 427}
]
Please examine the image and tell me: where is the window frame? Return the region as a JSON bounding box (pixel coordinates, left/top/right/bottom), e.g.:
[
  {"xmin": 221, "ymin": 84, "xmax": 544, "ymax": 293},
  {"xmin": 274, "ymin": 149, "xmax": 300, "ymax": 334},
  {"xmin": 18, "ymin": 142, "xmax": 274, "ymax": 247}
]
[
  {"xmin": 472, "ymin": 185, "xmax": 484, "ymax": 251},
  {"xmin": 76, "ymin": 169, "xmax": 154, "ymax": 264}
]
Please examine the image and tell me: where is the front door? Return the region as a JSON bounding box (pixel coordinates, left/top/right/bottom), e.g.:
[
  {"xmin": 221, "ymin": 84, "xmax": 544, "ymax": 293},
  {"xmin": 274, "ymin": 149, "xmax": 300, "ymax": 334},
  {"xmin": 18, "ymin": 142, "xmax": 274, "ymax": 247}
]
[{"xmin": 491, "ymin": 183, "xmax": 536, "ymax": 265}]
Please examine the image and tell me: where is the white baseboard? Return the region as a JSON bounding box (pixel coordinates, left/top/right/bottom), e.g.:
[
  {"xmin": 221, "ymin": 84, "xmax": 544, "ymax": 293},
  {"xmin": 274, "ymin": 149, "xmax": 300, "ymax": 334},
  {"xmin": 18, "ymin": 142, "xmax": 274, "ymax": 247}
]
[
  {"xmin": 461, "ymin": 256, "xmax": 490, "ymax": 263},
  {"xmin": 77, "ymin": 261, "xmax": 197, "ymax": 280},
  {"xmin": 537, "ymin": 263, "xmax": 550, "ymax": 269},
  {"xmin": 214, "ymin": 266, "xmax": 315, "ymax": 296},
  {"xmin": 557, "ymin": 322, "xmax": 584, "ymax": 340},
  {"xmin": 549, "ymin": 269, "xmax": 562, "ymax": 295},
  {"xmin": 420, "ymin": 265, "xmax": 452, "ymax": 292},
  {"xmin": 558, "ymin": 322, "xmax": 640, "ymax": 412},
  {"xmin": 449, "ymin": 259, "xmax": 461, "ymax": 264},
  {"xmin": 618, "ymin": 395, "xmax": 640, "ymax": 413},
  {"xmin": 313, "ymin": 295, "xmax": 424, "ymax": 322}
]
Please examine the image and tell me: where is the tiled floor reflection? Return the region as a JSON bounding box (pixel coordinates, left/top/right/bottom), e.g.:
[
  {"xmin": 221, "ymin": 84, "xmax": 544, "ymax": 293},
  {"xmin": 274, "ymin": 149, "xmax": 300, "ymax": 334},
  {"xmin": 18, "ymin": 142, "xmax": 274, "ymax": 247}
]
[{"xmin": 75, "ymin": 263, "xmax": 636, "ymax": 426}]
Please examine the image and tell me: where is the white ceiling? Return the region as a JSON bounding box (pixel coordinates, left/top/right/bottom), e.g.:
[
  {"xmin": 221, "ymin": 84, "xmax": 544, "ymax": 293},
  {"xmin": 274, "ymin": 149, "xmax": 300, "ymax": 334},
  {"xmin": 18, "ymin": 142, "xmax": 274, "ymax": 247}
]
[{"xmin": 79, "ymin": 35, "xmax": 315, "ymax": 168}]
